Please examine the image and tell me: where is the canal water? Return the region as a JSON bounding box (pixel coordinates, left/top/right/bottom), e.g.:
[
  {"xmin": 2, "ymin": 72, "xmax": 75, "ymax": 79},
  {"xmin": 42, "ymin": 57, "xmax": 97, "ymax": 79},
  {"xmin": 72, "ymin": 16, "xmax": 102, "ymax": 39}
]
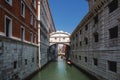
[{"xmin": 31, "ymin": 57, "xmax": 92, "ymax": 80}]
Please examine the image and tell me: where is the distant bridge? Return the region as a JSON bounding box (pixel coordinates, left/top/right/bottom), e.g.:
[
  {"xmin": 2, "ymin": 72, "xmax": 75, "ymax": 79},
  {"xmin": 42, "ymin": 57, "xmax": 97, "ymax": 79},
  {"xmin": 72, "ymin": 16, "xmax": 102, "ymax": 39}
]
[{"xmin": 50, "ymin": 31, "xmax": 70, "ymax": 46}]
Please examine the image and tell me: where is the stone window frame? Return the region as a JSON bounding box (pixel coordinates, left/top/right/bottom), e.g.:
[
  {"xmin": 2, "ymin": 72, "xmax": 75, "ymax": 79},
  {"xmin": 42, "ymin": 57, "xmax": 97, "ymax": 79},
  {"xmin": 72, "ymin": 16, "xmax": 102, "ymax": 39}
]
[
  {"xmin": 5, "ymin": 0, "xmax": 12, "ymax": 6},
  {"xmin": 4, "ymin": 15, "xmax": 12, "ymax": 38}
]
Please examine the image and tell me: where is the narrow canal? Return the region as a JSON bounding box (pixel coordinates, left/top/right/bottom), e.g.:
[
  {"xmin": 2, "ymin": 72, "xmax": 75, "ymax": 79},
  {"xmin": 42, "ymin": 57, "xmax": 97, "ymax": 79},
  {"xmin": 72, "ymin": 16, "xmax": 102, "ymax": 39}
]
[{"xmin": 31, "ymin": 57, "xmax": 93, "ymax": 80}]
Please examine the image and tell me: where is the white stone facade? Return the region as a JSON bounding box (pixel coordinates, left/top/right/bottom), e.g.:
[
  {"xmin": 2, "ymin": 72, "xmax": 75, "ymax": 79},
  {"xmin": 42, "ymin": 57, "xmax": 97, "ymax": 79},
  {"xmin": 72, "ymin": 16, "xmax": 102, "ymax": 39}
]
[
  {"xmin": 70, "ymin": 0, "xmax": 120, "ymax": 80},
  {"xmin": 38, "ymin": 0, "xmax": 56, "ymax": 68}
]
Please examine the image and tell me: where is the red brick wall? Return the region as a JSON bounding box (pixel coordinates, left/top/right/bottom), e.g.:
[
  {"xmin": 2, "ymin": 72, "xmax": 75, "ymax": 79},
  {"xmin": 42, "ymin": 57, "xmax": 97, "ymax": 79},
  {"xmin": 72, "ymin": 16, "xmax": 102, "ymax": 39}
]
[{"xmin": 0, "ymin": 0, "xmax": 38, "ymax": 44}]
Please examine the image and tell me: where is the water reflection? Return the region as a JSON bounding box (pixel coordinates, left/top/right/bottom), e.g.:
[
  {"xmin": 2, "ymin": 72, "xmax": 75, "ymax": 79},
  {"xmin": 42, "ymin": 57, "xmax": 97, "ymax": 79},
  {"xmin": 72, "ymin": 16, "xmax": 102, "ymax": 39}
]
[{"xmin": 31, "ymin": 57, "xmax": 92, "ymax": 80}]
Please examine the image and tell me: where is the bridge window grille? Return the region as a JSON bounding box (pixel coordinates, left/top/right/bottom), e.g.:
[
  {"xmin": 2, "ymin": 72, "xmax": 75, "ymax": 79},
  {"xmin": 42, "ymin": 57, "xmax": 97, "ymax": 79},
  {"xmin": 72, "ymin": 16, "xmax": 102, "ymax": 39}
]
[
  {"xmin": 108, "ymin": 0, "xmax": 118, "ymax": 13},
  {"xmin": 108, "ymin": 61, "xmax": 117, "ymax": 73},
  {"xmin": 109, "ymin": 26, "xmax": 118, "ymax": 39}
]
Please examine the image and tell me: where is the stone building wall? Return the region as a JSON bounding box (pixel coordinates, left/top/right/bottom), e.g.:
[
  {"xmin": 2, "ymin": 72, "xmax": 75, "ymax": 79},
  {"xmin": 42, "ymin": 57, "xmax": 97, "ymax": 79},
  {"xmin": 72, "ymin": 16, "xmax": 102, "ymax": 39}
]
[
  {"xmin": 70, "ymin": 0, "xmax": 120, "ymax": 80},
  {"xmin": 0, "ymin": 36, "xmax": 38, "ymax": 80}
]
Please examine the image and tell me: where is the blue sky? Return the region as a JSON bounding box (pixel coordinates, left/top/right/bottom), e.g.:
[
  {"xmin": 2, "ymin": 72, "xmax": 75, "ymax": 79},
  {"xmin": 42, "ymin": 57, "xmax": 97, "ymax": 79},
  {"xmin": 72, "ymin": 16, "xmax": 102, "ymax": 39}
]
[{"xmin": 48, "ymin": 0, "xmax": 89, "ymax": 34}]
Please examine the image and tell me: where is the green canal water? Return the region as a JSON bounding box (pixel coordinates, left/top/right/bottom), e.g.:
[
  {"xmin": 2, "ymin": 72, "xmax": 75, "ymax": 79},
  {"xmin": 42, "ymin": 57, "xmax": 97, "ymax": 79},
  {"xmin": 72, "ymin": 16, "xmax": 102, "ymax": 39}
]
[{"xmin": 31, "ymin": 57, "xmax": 93, "ymax": 80}]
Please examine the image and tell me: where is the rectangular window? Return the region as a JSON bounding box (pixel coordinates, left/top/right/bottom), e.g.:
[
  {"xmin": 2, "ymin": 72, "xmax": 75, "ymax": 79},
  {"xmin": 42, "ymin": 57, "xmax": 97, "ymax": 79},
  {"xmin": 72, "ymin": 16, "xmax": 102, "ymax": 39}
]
[
  {"xmin": 108, "ymin": 0, "xmax": 118, "ymax": 13},
  {"xmin": 93, "ymin": 32, "xmax": 99, "ymax": 42},
  {"xmin": 21, "ymin": 1, "xmax": 25, "ymax": 17},
  {"xmin": 108, "ymin": 61, "xmax": 117, "ymax": 73},
  {"xmin": 79, "ymin": 56, "xmax": 81, "ymax": 60},
  {"xmin": 80, "ymin": 30, "xmax": 82, "ymax": 34},
  {"xmin": 30, "ymin": 13, "xmax": 33, "ymax": 25},
  {"xmin": 85, "ymin": 25, "xmax": 88, "ymax": 31},
  {"xmin": 30, "ymin": 32, "xmax": 33, "ymax": 43},
  {"xmin": 80, "ymin": 41, "xmax": 82, "ymax": 46},
  {"xmin": 109, "ymin": 26, "xmax": 118, "ymax": 39},
  {"xmin": 85, "ymin": 57, "xmax": 87, "ymax": 62},
  {"xmin": 93, "ymin": 58, "xmax": 98, "ymax": 66},
  {"xmin": 94, "ymin": 15, "xmax": 98, "ymax": 24},
  {"xmin": 5, "ymin": 15, "xmax": 12, "ymax": 37},
  {"xmin": 5, "ymin": 0, "xmax": 12, "ymax": 6},
  {"xmin": 32, "ymin": 0, "xmax": 36, "ymax": 8},
  {"xmin": 75, "ymin": 55, "xmax": 77, "ymax": 59},
  {"xmin": 20, "ymin": 27, "xmax": 25, "ymax": 41},
  {"xmin": 25, "ymin": 59, "xmax": 27, "ymax": 65},
  {"xmin": 13, "ymin": 61, "xmax": 17, "ymax": 69},
  {"xmin": 34, "ymin": 18, "xmax": 36, "ymax": 28},
  {"xmin": 32, "ymin": 57, "xmax": 34, "ymax": 62},
  {"xmin": 34, "ymin": 34, "xmax": 37, "ymax": 44}
]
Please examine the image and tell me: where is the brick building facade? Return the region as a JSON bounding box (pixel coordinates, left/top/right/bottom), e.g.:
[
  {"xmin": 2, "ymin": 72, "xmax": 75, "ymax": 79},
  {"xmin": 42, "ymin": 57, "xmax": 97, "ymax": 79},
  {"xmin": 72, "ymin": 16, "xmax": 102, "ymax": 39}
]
[
  {"xmin": 70, "ymin": 0, "xmax": 120, "ymax": 80},
  {"xmin": 0, "ymin": 0, "xmax": 38, "ymax": 79}
]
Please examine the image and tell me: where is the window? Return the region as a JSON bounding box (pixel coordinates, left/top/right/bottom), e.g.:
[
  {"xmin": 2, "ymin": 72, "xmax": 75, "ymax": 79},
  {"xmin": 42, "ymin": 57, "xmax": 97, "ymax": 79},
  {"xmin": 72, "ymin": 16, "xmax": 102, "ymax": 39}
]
[
  {"xmin": 34, "ymin": 34, "xmax": 37, "ymax": 44},
  {"xmin": 80, "ymin": 30, "xmax": 82, "ymax": 34},
  {"xmin": 21, "ymin": 1, "xmax": 25, "ymax": 17},
  {"xmin": 13, "ymin": 61, "xmax": 17, "ymax": 69},
  {"xmin": 20, "ymin": 27, "xmax": 25, "ymax": 41},
  {"xmin": 34, "ymin": 18, "xmax": 36, "ymax": 28},
  {"xmin": 75, "ymin": 55, "xmax": 77, "ymax": 59},
  {"xmin": 32, "ymin": 57, "xmax": 34, "ymax": 62},
  {"xmin": 85, "ymin": 25, "xmax": 88, "ymax": 31},
  {"xmin": 32, "ymin": 0, "xmax": 36, "ymax": 8},
  {"xmin": 108, "ymin": 61, "xmax": 117, "ymax": 72},
  {"xmin": 93, "ymin": 32, "xmax": 99, "ymax": 42},
  {"xmin": 25, "ymin": 59, "xmax": 27, "ymax": 65},
  {"xmin": 84, "ymin": 37, "xmax": 88, "ymax": 45},
  {"xmin": 5, "ymin": 0, "xmax": 12, "ymax": 6},
  {"xmin": 85, "ymin": 57, "xmax": 87, "ymax": 62},
  {"xmin": 30, "ymin": 32, "xmax": 33, "ymax": 43},
  {"xmin": 93, "ymin": 58, "xmax": 98, "ymax": 66},
  {"xmin": 30, "ymin": 13, "xmax": 33, "ymax": 25},
  {"xmin": 109, "ymin": 26, "xmax": 118, "ymax": 39},
  {"xmin": 94, "ymin": 15, "xmax": 98, "ymax": 24},
  {"xmin": 80, "ymin": 41, "xmax": 82, "ymax": 46},
  {"xmin": 5, "ymin": 15, "xmax": 12, "ymax": 37},
  {"xmin": 108, "ymin": 0, "xmax": 118, "ymax": 13},
  {"xmin": 79, "ymin": 56, "xmax": 81, "ymax": 60}
]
